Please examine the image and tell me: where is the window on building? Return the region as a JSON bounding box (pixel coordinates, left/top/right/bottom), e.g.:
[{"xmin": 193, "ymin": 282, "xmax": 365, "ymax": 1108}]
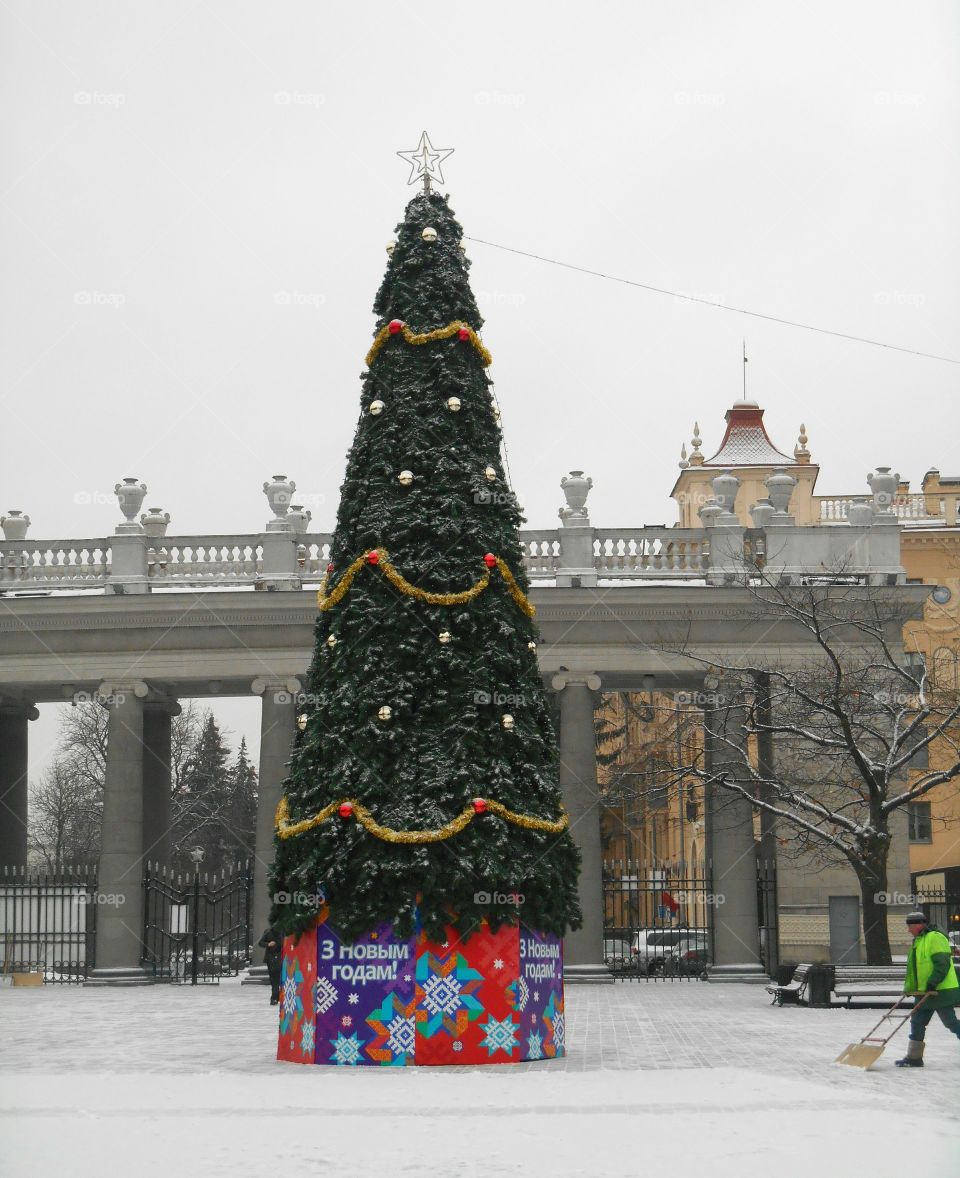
[
  {"xmin": 908, "ymin": 802, "xmax": 932, "ymax": 843},
  {"xmin": 685, "ymin": 799, "xmax": 698, "ymax": 822}
]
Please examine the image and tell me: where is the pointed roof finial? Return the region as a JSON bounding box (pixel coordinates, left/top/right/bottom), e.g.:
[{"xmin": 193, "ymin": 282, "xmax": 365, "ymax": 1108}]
[
  {"xmin": 794, "ymin": 422, "xmax": 811, "ymax": 464},
  {"xmin": 689, "ymin": 422, "xmax": 704, "ymax": 466},
  {"xmin": 679, "ymin": 442, "xmax": 689, "ymax": 469}
]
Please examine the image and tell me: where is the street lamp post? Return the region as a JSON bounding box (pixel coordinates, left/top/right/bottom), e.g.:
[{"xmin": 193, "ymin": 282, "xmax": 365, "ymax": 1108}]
[{"xmin": 189, "ymin": 847, "xmax": 204, "ymax": 987}]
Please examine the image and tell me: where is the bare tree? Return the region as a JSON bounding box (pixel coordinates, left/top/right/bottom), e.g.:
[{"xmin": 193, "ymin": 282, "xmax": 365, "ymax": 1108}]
[
  {"xmin": 654, "ymin": 575, "xmax": 960, "ymax": 964},
  {"xmin": 28, "ymin": 761, "xmax": 101, "ymax": 869}
]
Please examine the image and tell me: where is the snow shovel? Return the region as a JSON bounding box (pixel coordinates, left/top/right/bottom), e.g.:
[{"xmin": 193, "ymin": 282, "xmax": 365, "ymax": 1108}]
[{"xmin": 835, "ymin": 993, "xmax": 929, "ymax": 1068}]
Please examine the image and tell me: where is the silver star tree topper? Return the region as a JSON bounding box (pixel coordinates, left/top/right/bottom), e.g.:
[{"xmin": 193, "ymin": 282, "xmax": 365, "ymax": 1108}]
[{"xmin": 396, "ymin": 130, "xmax": 454, "ymax": 193}]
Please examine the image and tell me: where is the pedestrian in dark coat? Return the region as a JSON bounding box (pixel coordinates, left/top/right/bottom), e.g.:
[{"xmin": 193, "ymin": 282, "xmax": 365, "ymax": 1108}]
[{"xmin": 258, "ymin": 926, "xmax": 283, "ymax": 1005}]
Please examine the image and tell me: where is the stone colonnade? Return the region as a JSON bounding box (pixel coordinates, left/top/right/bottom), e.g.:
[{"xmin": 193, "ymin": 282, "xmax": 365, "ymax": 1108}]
[{"xmin": 4, "ymin": 673, "xmax": 765, "ymax": 984}]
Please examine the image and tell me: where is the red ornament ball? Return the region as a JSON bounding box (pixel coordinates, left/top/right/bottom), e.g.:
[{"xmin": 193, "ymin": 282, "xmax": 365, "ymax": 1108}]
[
  {"xmin": 366, "ymin": 550, "xmax": 380, "ymax": 565},
  {"xmin": 338, "ymin": 802, "xmax": 354, "ymax": 819},
  {"xmin": 388, "ymin": 319, "xmax": 404, "ymax": 335},
  {"xmin": 326, "ymin": 562, "xmax": 334, "ymax": 573},
  {"xmin": 483, "ymin": 553, "xmax": 497, "ymax": 568},
  {"xmin": 458, "ymin": 326, "xmax": 471, "ymax": 341},
  {"xmin": 472, "ymin": 798, "xmax": 487, "ymax": 814}
]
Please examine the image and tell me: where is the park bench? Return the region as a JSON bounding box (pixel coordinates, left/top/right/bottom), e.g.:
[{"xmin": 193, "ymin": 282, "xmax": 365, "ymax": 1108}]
[{"xmin": 767, "ymin": 963, "xmax": 907, "ymax": 1007}]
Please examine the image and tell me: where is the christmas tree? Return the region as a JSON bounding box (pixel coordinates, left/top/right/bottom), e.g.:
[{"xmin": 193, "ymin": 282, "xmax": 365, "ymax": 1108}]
[{"xmin": 269, "ymin": 176, "xmax": 581, "ymax": 948}]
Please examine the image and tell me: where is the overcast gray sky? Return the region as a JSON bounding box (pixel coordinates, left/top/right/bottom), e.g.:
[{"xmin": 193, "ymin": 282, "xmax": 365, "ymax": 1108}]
[{"xmin": 2, "ymin": 0, "xmax": 957, "ymax": 780}]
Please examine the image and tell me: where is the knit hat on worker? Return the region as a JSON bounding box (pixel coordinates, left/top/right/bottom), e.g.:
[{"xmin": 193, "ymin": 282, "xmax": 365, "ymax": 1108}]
[{"xmin": 905, "ymin": 911, "xmax": 928, "ymax": 925}]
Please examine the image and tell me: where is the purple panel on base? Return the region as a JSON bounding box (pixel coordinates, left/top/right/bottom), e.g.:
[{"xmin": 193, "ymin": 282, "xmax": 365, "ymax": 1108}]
[
  {"xmin": 517, "ymin": 929, "xmax": 565, "ymax": 1060},
  {"xmin": 313, "ymin": 919, "xmax": 416, "ymax": 1066}
]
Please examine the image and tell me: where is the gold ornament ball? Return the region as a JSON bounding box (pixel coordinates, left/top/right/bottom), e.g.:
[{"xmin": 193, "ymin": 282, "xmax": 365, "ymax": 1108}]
[
  {"xmin": 369, "ymin": 400, "xmax": 385, "ymax": 415},
  {"xmin": 398, "ymin": 470, "xmax": 414, "ymax": 486},
  {"xmin": 501, "ymin": 713, "xmax": 515, "ymax": 730},
  {"xmin": 297, "ymin": 713, "xmax": 308, "ymax": 731},
  {"xmin": 484, "ymin": 466, "xmax": 497, "ymax": 483},
  {"xmin": 527, "ymin": 641, "xmax": 537, "ymax": 651},
  {"xmin": 386, "ymin": 241, "xmax": 396, "ymax": 255},
  {"xmin": 326, "ymin": 634, "xmax": 337, "ymax": 648},
  {"xmin": 377, "ymin": 705, "xmax": 392, "ymax": 722},
  {"xmin": 446, "ymin": 396, "xmax": 462, "ymax": 412},
  {"xmin": 421, "ymin": 226, "xmax": 438, "ymax": 242},
  {"xmin": 439, "ymin": 630, "xmax": 452, "ymax": 644}
]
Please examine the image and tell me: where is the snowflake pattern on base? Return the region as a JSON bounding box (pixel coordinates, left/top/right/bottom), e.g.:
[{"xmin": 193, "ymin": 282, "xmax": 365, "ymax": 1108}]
[
  {"xmin": 329, "ymin": 1032, "xmax": 365, "ymax": 1066},
  {"xmin": 314, "ymin": 975, "xmax": 338, "ymax": 1015},
  {"xmin": 479, "ymin": 1015, "xmax": 520, "ymax": 1057},
  {"xmin": 526, "ymin": 1031, "xmax": 543, "ymax": 1060}
]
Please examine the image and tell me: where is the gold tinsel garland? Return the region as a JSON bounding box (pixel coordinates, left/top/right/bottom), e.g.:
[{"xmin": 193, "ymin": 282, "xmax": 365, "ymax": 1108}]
[
  {"xmin": 275, "ymin": 795, "xmax": 568, "ymax": 844},
  {"xmin": 317, "ymin": 548, "xmax": 535, "ymax": 618},
  {"xmin": 364, "ymin": 319, "xmax": 492, "ymax": 368}
]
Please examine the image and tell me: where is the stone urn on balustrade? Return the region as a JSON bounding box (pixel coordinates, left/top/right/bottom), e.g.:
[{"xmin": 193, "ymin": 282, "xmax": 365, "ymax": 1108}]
[
  {"xmin": 264, "ymin": 475, "xmax": 296, "ymax": 531},
  {"xmin": 867, "ymin": 467, "xmax": 899, "ymax": 519},
  {"xmin": 0, "ymin": 511, "xmax": 31, "ymax": 541},
  {"xmin": 141, "ymin": 509, "xmax": 171, "ymax": 539},
  {"xmin": 115, "ymin": 479, "xmax": 147, "ymax": 533},
  {"xmin": 559, "ymin": 471, "xmax": 592, "ymax": 524}
]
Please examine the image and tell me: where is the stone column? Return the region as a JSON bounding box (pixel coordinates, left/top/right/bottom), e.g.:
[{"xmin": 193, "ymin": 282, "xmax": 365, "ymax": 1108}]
[
  {"xmin": 0, "ymin": 702, "xmax": 38, "ymax": 867},
  {"xmin": 244, "ymin": 677, "xmax": 299, "ymax": 982},
  {"xmin": 87, "ymin": 681, "xmax": 153, "ymax": 985},
  {"xmin": 703, "ymin": 681, "xmax": 767, "ymax": 981},
  {"xmin": 552, "ymin": 671, "xmax": 612, "ymax": 983},
  {"xmin": 142, "ymin": 698, "xmax": 180, "ymax": 868}
]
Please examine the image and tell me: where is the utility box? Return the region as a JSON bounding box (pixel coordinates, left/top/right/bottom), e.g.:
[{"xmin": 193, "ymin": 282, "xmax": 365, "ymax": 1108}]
[{"xmin": 806, "ymin": 963, "xmax": 835, "ymax": 1008}]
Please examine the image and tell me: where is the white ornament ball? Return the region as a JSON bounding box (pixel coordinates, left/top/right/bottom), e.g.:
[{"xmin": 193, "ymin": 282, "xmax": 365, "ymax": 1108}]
[
  {"xmin": 458, "ymin": 241, "xmax": 466, "ymax": 252},
  {"xmin": 527, "ymin": 641, "xmax": 537, "ymax": 651},
  {"xmin": 369, "ymin": 400, "xmax": 385, "ymax": 415},
  {"xmin": 421, "ymin": 226, "xmax": 438, "ymax": 242},
  {"xmin": 297, "ymin": 713, "xmax": 308, "ymax": 731},
  {"xmin": 439, "ymin": 631, "xmax": 452, "ymax": 644},
  {"xmin": 378, "ymin": 705, "xmax": 392, "ymax": 722},
  {"xmin": 484, "ymin": 466, "xmax": 497, "ymax": 483},
  {"xmin": 398, "ymin": 470, "xmax": 414, "ymax": 486},
  {"xmin": 326, "ymin": 634, "xmax": 338, "ymax": 648},
  {"xmin": 386, "ymin": 241, "xmax": 396, "ymax": 256},
  {"xmin": 446, "ymin": 396, "xmax": 462, "ymax": 412},
  {"xmin": 501, "ymin": 714, "xmax": 515, "ymax": 730}
]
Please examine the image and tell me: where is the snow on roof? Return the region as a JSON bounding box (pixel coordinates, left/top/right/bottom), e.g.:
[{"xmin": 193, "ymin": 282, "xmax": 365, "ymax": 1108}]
[{"xmin": 704, "ymin": 400, "xmax": 793, "ymax": 466}]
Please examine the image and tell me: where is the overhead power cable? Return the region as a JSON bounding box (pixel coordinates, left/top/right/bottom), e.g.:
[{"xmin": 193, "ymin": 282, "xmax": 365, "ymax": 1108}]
[{"xmin": 464, "ymin": 236, "xmax": 960, "ymax": 366}]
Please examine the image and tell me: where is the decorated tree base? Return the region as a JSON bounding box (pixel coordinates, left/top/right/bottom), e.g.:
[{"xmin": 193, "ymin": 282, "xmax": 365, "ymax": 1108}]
[{"xmin": 276, "ymin": 913, "xmax": 564, "ymax": 1066}]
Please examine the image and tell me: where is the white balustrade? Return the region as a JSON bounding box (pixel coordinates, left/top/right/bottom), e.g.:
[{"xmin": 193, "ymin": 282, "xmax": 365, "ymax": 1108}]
[
  {"xmin": 297, "ymin": 538, "xmax": 335, "ymax": 584},
  {"xmin": 520, "ymin": 531, "xmax": 562, "ymax": 576},
  {"xmin": 146, "ymin": 536, "xmax": 263, "ymax": 585},
  {"xmin": 593, "ymin": 529, "xmax": 707, "ymax": 577},
  {"xmin": 0, "ymin": 539, "xmax": 110, "ymax": 590}
]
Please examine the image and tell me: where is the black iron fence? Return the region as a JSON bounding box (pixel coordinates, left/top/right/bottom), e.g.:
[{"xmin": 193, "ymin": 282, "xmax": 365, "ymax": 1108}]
[
  {"xmin": 142, "ymin": 861, "xmax": 253, "ymax": 984},
  {"xmin": 603, "ymin": 858, "xmax": 779, "ymax": 981},
  {"xmin": 0, "ymin": 865, "xmax": 99, "ymax": 983},
  {"xmin": 914, "ymin": 887, "xmax": 960, "ymax": 951},
  {"xmin": 603, "ymin": 861, "xmax": 714, "ymax": 981}
]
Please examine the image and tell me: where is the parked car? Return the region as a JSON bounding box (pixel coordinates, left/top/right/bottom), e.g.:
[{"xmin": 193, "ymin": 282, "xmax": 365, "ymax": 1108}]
[
  {"xmin": 663, "ymin": 932, "xmax": 710, "ymax": 975},
  {"xmin": 604, "ymin": 937, "xmax": 635, "ymax": 974},
  {"xmin": 632, "ymin": 928, "xmax": 709, "ymax": 975}
]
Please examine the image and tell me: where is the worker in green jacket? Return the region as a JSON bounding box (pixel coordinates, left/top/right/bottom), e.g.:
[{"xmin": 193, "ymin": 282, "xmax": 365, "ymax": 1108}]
[{"xmin": 895, "ymin": 910, "xmax": 960, "ymax": 1068}]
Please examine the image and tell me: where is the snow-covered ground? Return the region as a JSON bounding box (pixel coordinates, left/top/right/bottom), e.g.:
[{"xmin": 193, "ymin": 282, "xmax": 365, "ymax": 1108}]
[{"xmin": 1, "ymin": 978, "xmax": 957, "ymax": 1177}]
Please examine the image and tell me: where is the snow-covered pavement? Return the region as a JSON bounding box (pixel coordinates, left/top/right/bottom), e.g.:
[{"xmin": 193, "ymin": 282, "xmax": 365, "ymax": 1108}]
[{"xmin": 1, "ymin": 979, "xmax": 957, "ymax": 1177}]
